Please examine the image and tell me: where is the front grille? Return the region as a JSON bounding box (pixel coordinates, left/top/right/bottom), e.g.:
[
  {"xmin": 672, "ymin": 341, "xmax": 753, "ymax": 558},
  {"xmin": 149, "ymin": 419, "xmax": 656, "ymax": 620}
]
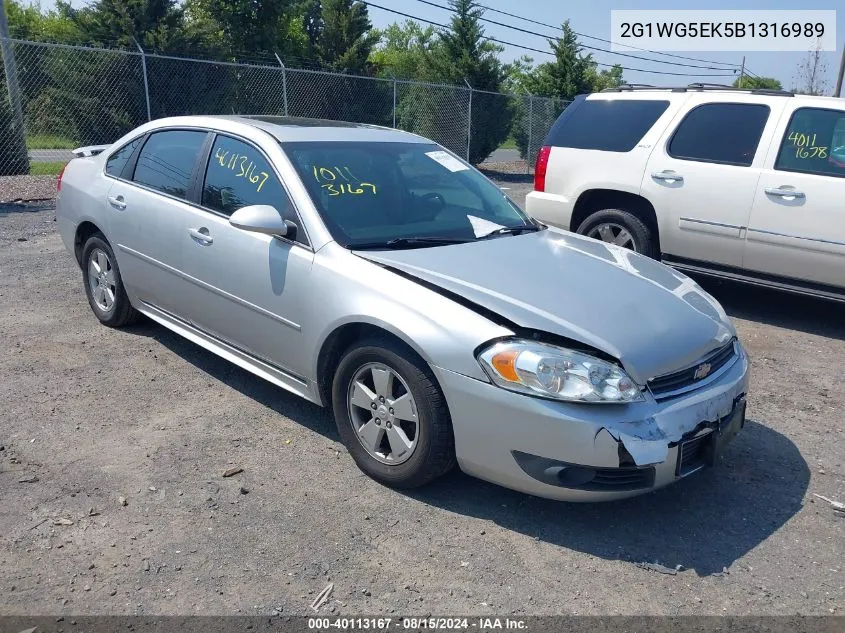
[{"xmin": 648, "ymin": 340, "xmax": 737, "ymax": 400}]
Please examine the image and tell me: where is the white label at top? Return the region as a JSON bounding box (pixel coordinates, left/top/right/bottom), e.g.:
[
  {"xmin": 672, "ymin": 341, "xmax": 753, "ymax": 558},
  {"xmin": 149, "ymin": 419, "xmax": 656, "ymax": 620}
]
[
  {"xmin": 610, "ymin": 10, "xmax": 837, "ymax": 52},
  {"xmin": 425, "ymin": 150, "xmax": 470, "ymax": 172}
]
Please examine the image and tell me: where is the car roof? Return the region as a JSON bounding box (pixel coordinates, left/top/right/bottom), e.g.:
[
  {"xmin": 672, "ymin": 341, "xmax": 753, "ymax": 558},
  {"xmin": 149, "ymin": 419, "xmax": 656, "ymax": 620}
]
[
  {"xmin": 592, "ymin": 85, "xmax": 845, "ymax": 108},
  {"xmin": 145, "ymin": 114, "xmax": 431, "ymax": 144}
]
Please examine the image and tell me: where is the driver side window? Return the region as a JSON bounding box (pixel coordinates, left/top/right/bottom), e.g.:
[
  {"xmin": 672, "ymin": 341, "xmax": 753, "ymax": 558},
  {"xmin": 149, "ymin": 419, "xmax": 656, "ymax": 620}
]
[{"xmin": 202, "ymin": 135, "xmax": 291, "ymax": 216}]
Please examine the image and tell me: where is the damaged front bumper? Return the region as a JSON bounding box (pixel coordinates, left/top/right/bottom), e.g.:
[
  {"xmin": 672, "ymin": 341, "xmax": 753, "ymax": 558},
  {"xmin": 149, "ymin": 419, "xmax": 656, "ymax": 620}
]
[{"xmin": 432, "ymin": 344, "xmax": 749, "ymax": 502}]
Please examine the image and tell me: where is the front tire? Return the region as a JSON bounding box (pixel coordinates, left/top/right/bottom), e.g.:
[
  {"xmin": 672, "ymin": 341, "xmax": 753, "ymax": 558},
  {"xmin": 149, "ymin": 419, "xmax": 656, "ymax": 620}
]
[
  {"xmin": 332, "ymin": 337, "xmax": 456, "ymax": 488},
  {"xmin": 81, "ymin": 234, "xmax": 141, "ymax": 327},
  {"xmin": 576, "ymin": 208, "xmax": 656, "ymax": 258}
]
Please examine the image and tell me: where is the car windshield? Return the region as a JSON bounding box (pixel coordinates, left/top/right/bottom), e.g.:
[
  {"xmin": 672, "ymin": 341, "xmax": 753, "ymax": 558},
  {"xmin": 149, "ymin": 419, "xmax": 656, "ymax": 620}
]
[{"xmin": 282, "ymin": 141, "xmax": 537, "ymax": 248}]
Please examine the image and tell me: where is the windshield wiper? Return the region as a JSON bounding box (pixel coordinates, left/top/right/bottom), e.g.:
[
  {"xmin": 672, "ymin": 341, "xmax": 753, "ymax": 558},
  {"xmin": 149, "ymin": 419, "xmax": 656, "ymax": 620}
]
[
  {"xmin": 479, "ymin": 225, "xmax": 542, "ymax": 239},
  {"xmin": 349, "ymin": 236, "xmax": 472, "ymax": 250}
]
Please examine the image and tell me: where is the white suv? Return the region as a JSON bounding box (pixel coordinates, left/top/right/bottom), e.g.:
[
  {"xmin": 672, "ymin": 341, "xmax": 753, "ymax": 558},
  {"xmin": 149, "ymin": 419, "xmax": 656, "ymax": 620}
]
[{"xmin": 526, "ymin": 84, "xmax": 845, "ymax": 301}]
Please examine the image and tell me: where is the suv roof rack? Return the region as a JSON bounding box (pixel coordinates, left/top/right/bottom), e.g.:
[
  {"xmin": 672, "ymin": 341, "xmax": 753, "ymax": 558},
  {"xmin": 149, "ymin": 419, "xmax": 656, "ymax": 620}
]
[{"xmin": 601, "ymin": 83, "xmax": 794, "ymax": 97}]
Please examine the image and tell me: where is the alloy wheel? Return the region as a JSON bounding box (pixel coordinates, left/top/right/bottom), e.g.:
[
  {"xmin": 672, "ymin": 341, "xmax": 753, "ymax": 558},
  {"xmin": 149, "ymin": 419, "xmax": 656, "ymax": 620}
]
[
  {"xmin": 588, "ymin": 223, "xmax": 637, "ymax": 250},
  {"xmin": 87, "ymin": 248, "xmax": 117, "ymax": 313},
  {"xmin": 347, "ymin": 362, "xmax": 419, "ymax": 465}
]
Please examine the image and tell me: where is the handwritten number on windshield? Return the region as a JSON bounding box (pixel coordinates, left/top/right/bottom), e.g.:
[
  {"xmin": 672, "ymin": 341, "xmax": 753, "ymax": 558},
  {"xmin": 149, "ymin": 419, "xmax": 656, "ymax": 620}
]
[
  {"xmin": 313, "ymin": 165, "xmax": 377, "ymax": 196},
  {"xmin": 214, "ymin": 147, "xmax": 271, "ymax": 192}
]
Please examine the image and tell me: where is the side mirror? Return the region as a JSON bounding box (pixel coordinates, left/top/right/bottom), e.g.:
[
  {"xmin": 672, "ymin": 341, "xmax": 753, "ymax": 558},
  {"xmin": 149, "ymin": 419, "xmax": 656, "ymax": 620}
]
[{"xmin": 229, "ymin": 205, "xmax": 296, "ymax": 239}]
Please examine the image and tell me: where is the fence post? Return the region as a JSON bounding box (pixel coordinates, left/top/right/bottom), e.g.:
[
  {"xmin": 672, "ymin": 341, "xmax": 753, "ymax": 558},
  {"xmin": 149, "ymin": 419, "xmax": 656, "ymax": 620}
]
[
  {"xmin": 463, "ymin": 79, "xmax": 472, "ymax": 162},
  {"xmin": 133, "ymin": 39, "xmax": 151, "ymax": 122},
  {"xmin": 526, "ymin": 94, "xmax": 533, "ymax": 174},
  {"xmin": 391, "ymin": 74, "xmax": 397, "ymax": 128},
  {"xmin": 0, "ymin": 8, "xmax": 26, "ymax": 139},
  {"xmin": 274, "ymin": 53, "xmax": 289, "ymax": 117}
]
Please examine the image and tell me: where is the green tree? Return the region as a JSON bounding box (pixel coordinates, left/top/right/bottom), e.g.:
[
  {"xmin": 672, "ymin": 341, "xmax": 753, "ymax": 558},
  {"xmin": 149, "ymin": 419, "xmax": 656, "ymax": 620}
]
[
  {"xmin": 313, "ymin": 0, "xmax": 376, "ymax": 73},
  {"xmin": 429, "ymin": 0, "xmax": 509, "ymax": 163},
  {"xmin": 61, "ymin": 0, "xmax": 189, "ymax": 51},
  {"xmin": 4, "ymin": 0, "xmax": 82, "ymax": 43},
  {"xmin": 589, "ymin": 64, "xmax": 624, "ymax": 92},
  {"xmin": 502, "ymin": 55, "xmax": 534, "ymax": 94},
  {"xmin": 369, "ymin": 20, "xmax": 438, "ymax": 80},
  {"xmin": 527, "ymin": 20, "xmax": 595, "ymax": 100},
  {"xmin": 185, "ymin": 0, "xmax": 304, "ymax": 59},
  {"xmin": 733, "ymin": 75, "xmax": 783, "ymax": 90}
]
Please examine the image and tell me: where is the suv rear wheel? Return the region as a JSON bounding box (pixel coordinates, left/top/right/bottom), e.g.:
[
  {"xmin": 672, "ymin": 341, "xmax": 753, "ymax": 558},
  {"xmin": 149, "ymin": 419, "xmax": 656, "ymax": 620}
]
[{"xmin": 576, "ymin": 209, "xmax": 656, "ymax": 258}]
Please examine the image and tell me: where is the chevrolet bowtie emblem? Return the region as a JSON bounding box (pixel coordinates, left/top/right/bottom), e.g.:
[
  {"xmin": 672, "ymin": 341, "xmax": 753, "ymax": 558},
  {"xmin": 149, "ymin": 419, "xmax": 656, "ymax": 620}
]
[{"xmin": 693, "ymin": 362, "xmax": 712, "ymax": 380}]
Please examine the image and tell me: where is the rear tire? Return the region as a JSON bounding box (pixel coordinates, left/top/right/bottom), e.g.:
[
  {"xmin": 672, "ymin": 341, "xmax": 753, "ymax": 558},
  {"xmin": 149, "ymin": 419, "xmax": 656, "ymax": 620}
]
[
  {"xmin": 81, "ymin": 234, "xmax": 141, "ymax": 327},
  {"xmin": 332, "ymin": 337, "xmax": 456, "ymax": 488},
  {"xmin": 576, "ymin": 208, "xmax": 656, "ymax": 258}
]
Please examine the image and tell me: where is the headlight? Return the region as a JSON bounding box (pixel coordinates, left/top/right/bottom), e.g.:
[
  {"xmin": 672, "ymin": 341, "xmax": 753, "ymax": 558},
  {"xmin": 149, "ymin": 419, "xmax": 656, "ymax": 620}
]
[{"xmin": 477, "ymin": 340, "xmax": 643, "ymax": 403}]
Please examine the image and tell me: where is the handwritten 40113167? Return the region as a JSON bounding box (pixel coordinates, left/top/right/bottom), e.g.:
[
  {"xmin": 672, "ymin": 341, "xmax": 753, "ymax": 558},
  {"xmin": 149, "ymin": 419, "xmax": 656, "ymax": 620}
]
[
  {"xmin": 313, "ymin": 165, "xmax": 378, "ymax": 196},
  {"xmin": 213, "ymin": 147, "xmax": 271, "ymax": 192}
]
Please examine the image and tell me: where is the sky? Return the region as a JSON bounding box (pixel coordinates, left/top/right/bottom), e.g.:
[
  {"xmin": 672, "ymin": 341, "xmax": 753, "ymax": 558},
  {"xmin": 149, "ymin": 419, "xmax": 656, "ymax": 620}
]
[
  {"xmin": 364, "ymin": 0, "xmax": 844, "ymax": 93},
  {"xmin": 60, "ymin": 0, "xmax": 844, "ymax": 93}
]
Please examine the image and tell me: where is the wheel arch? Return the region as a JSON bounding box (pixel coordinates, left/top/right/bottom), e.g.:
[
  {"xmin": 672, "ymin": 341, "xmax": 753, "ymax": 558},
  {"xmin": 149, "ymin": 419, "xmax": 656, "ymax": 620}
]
[
  {"xmin": 315, "ymin": 320, "xmax": 437, "ymax": 408},
  {"xmin": 74, "ymin": 220, "xmax": 105, "ymax": 267},
  {"xmin": 570, "ymin": 189, "xmax": 661, "ymax": 255}
]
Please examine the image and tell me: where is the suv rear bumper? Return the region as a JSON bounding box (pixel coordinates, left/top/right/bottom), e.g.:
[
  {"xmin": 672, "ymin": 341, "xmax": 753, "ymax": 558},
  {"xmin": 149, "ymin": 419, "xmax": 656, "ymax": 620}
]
[{"xmin": 526, "ymin": 191, "xmax": 575, "ymax": 231}]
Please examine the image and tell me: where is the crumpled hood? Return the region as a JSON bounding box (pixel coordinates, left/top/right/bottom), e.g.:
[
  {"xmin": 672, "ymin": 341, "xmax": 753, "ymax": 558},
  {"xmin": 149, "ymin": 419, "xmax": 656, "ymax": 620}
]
[{"xmin": 356, "ymin": 228, "xmax": 735, "ymax": 384}]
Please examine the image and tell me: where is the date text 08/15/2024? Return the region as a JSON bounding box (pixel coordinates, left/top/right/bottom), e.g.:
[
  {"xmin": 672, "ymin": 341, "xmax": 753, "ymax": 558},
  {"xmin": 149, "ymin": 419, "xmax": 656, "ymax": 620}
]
[{"xmin": 308, "ymin": 617, "xmax": 528, "ymax": 630}]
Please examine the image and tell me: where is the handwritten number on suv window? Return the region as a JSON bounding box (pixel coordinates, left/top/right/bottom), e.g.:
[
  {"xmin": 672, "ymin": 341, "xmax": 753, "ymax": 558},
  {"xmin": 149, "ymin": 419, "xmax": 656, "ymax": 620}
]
[
  {"xmin": 312, "ymin": 165, "xmax": 377, "ymax": 196},
  {"xmin": 787, "ymin": 131, "xmax": 829, "ymax": 160},
  {"xmin": 213, "ymin": 146, "xmax": 270, "ymax": 192}
]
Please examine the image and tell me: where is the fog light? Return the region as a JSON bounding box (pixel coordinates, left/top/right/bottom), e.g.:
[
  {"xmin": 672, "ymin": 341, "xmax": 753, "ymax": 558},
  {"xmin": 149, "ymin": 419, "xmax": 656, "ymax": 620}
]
[{"xmin": 544, "ymin": 466, "xmax": 597, "ymax": 486}]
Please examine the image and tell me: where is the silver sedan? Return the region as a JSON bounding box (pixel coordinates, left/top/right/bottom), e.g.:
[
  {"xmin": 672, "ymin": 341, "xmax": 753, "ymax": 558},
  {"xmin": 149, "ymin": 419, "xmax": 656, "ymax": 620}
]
[{"xmin": 56, "ymin": 116, "xmax": 749, "ymax": 501}]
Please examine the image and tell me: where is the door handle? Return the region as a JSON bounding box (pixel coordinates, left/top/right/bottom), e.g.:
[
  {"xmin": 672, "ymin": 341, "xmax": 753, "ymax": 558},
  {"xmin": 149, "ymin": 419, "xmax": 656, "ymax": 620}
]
[
  {"xmin": 107, "ymin": 195, "xmax": 126, "ymax": 210},
  {"xmin": 764, "ymin": 187, "xmax": 805, "ymax": 200},
  {"xmin": 188, "ymin": 227, "xmax": 213, "ymax": 245},
  {"xmin": 651, "ymin": 170, "xmax": 684, "ymax": 183}
]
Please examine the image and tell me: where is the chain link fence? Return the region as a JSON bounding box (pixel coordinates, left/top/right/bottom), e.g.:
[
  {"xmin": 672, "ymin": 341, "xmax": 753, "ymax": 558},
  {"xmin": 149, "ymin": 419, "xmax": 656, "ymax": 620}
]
[{"xmin": 0, "ymin": 38, "xmax": 566, "ymax": 177}]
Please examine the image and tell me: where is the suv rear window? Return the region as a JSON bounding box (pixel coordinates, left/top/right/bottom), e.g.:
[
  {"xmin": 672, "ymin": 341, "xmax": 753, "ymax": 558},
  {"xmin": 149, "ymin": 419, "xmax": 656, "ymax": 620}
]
[
  {"xmin": 668, "ymin": 103, "xmax": 770, "ymax": 167},
  {"xmin": 545, "ymin": 99, "xmax": 670, "ymax": 152},
  {"xmin": 775, "ymin": 107, "xmax": 845, "ymax": 178}
]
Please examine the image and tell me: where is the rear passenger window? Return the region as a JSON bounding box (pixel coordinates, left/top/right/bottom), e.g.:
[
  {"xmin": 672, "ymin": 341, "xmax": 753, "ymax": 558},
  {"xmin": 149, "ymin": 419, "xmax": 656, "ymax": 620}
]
[
  {"xmin": 668, "ymin": 103, "xmax": 769, "ymax": 166},
  {"xmin": 201, "ymin": 135, "xmax": 289, "ymax": 218},
  {"xmin": 133, "ymin": 130, "xmax": 207, "ymax": 198},
  {"xmin": 545, "ymin": 99, "xmax": 670, "ymax": 152},
  {"xmin": 106, "ymin": 137, "xmax": 141, "ymax": 178},
  {"xmin": 775, "ymin": 107, "xmax": 845, "ymax": 178}
]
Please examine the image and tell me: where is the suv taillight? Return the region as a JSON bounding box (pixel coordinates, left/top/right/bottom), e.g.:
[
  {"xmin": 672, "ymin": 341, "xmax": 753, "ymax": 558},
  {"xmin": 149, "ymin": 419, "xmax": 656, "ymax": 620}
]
[
  {"xmin": 534, "ymin": 146, "xmax": 551, "ymax": 192},
  {"xmin": 56, "ymin": 163, "xmax": 67, "ymax": 192}
]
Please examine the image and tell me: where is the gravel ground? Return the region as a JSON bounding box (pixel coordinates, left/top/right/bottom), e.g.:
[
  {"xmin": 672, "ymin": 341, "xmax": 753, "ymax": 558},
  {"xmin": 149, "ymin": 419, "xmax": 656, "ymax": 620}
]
[
  {"xmin": 1, "ymin": 179, "xmax": 843, "ymax": 618},
  {"xmin": 0, "ymin": 175, "xmax": 58, "ymax": 204}
]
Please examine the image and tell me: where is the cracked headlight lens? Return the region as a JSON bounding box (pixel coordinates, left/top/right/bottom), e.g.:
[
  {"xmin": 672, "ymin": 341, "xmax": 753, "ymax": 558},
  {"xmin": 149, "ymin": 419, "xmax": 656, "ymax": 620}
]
[{"xmin": 477, "ymin": 340, "xmax": 643, "ymax": 403}]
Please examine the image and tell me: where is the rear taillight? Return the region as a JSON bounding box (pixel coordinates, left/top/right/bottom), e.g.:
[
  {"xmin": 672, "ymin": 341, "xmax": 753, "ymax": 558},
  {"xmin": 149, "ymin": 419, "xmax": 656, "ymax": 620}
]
[
  {"xmin": 56, "ymin": 163, "xmax": 67, "ymax": 192},
  {"xmin": 534, "ymin": 145, "xmax": 551, "ymax": 192}
]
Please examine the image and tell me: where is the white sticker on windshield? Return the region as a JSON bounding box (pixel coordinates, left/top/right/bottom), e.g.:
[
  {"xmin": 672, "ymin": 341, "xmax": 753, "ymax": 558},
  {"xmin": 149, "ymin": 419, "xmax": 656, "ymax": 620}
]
[
  {"xmin": 425, "ymin": 150, "xmax": 469, "ymax": 172},
  {"xmin": 467, "ymin": 215, "xmax": 504, "ymax": 238}
]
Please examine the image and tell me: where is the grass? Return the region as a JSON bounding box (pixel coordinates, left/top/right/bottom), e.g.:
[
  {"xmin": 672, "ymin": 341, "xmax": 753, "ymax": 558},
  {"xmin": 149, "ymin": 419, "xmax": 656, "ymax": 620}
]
[
  {"xmin": 26, "ymin": 134, "xmax": 76, "ymax": 150},
  {"xmin": 498, "ymin": 137, "xmax": 517, "ymax": 150},
  {"xmin": 29, "ymin": 161, "xmax": 67, "ymax": 176}
]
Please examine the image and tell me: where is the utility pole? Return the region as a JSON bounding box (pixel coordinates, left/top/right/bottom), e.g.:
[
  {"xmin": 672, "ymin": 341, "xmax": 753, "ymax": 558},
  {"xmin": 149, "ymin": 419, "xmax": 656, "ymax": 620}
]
[
  {"xmin": 835, "ymin": 46, "xmax": 844, "ymax": 98},
  {"xmin": 739, "ymin": 56, "xmax": 746, "ymax": 88},
  {"xmin": 0, "ymin": 0, "xmax": 25, "ymax": 130}
]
